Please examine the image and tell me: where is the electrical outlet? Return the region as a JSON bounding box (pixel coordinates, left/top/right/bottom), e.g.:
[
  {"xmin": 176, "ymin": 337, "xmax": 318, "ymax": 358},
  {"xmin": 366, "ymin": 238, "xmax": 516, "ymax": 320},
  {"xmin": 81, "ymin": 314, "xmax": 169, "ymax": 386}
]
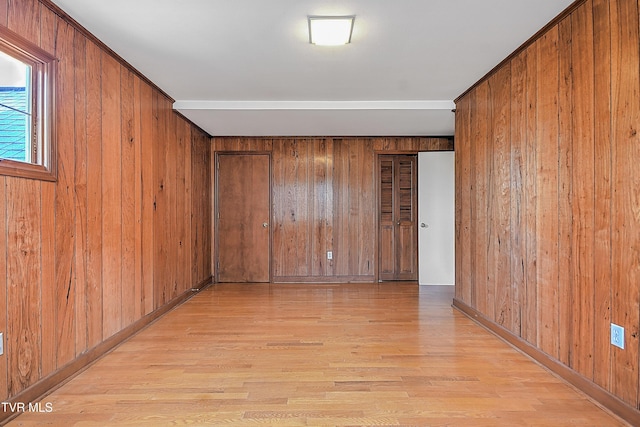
[
  {"xmin": 611, "ymin": 323, "xmax": 625, "ymax": 349},
  {"xmin": 0, "ymin": 332, "xmax": 3, "ymax": 356},
  {"xmin": 327, "ymin": 251, "xmax": 333, "ymax": 260}
]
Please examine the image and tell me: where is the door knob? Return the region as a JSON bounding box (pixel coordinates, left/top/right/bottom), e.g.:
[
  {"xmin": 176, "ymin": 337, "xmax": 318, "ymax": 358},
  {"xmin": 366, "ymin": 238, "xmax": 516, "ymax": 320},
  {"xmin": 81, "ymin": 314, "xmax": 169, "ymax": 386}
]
[
  {"xmin": 263, "ymin": 222, "xmax": 269, "ymax": 228},
  {"xmin": 420, "ymin": 222, "xmax": 428, "ymax": 228}
]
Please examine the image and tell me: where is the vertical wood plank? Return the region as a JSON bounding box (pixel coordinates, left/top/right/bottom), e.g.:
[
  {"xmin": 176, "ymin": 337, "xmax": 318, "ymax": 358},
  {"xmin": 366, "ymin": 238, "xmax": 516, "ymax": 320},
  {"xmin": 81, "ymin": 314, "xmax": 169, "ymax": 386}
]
[
  {"xmin": 101, "ymin": 53, "xmax": 123, "ymax": 338},
  {"xmin": 6, "ymin": 177, "xmax": 41, "ymax": 395},
  {"xmin": 184, "ymin": 121, "xmax": 194, "ymax": 291},
  {"xmin": 485, "ymin": 78, "xmax": 497, "ymax": 322},
  {"xmin": 471, "ymin": 82, "xmax": 489, "ymax": 315},
  {"xmin": 165, "ymin": 105, "xmax": 178, "ymax": 299},
  {"xmin": 190, "ymin": 131, "xmax": 201, "ymax": 285},
  {"xmin": 281, "ymin": 139, "xmax": 309, "ymax": 277},
  {"xmin": 330, "ymin": 139, "xmax": 342, "ymax": 277},
  {"xmin": 510, "ymin": 50, "xmax": 526, "ymax": 337},
  {"xmin": 153, "ymin": 91, "xmax": 168, "ymax": 307},
  {"xmin": 210, "ymin": 136, "xmax": 217, "ymax": 289},
  {"xmin": 39, "ymin": 181, "xmax": 55, "ymax": 376},
  {"xmin": 349, "ymin": 140, "xmax": 360, "ymax": 275},
  {"xmin": 455, "ymin": 96, "xmax": 472, "ymax": 303},
  {"xmin": 360, "ymin": 140, "xmax": 371, "ymax": 274},
  {"xmin": 132, "ymin": 76, "xmax": 143, "ymax": 318},
  {"xmin": 334, "ymin": 139, "xmax": 348, "ymax": 276},
  {"xmin": 592, "ymin": 0, "xmax": 612, "ymax": 391},
  {"xmin": 360, "ymin": 138, "xmax": 375, "ymax": 276},
  {"xmin": 523, "ymin": 43, "xmax": 539, "ymax": 346},
  {"xmin": 37, "ymin": 3, "xmax": 56, "ymax": 378},
  {"xmin": 140, "ymin": 81, "xmax": 154, "ymax": 315},
  {"xmin": 301, "ymin": 139, "xmax": 316, "ymax": 276},
  {"xmin": 183, "ymin": 122, "xmax": 194, "ymax": 290},
  {"xmin": 175, "ymin": 119, "xmax": 189, "ymax": 293},
  {"xmin": 609, "ymin": 0, "xmax": 640, "ymax": 406},
  {"xmin": 312, "ymin": 139, "xmax": 327, "ymax": 276},
  {"xmin": 7, "ymin": 0, "xmax": 40, "ymax": 45},
  {"xmin": 454, "ymin": 130, "xmax": 461, "ymax": 298},
  {"xmin": 536, "ymin": 27, "xmax": 560, "ymax": 359},
  {"xmin": 190, "ymin": 130, "xmax": 211, "ymax": 286},
  {"xmin": 467, "ymin": 90, "xmax": 478, "ymax": 308},
  {"xmin": 120, "ymin": 66, "xmax": 136, "ymax": 326},
  {"xmin": 85, "ymin": 40, "xmax": 103, "ymax": 348},
  {"xmin": 557, "ymin": 16, "xmax": 573, "ymax": 367},
  {"xmin": 325, "ymin": 138, "xmax": 335, "ymax": 278},
  {"xmin": 570, "ymin": 0, "xmax": 595, "ymax": 378},
  {"xmin": 489, "ymin": 66, "xmax": 513, "ymax": 331},
  {"xmin": 73, "ymin": 26, "xmax": 89, "ymax": 356},
  {"xmin": 271, "ymin": 141, "xmax": 283, "ymax": 278},
  {"xmin": 201, "ymin": 132, "xmax": 212, "ymax": 284},
  {"xmin": 204, "ymin": 133, "xmax": 212, "ymax": 282},
  {"xmin": 300, "ymin": 141, "xmax": 311, "ymax": 277},
  {"xmin": 54, "ymin": 18, "xmax": 77, "ymax": 369}
]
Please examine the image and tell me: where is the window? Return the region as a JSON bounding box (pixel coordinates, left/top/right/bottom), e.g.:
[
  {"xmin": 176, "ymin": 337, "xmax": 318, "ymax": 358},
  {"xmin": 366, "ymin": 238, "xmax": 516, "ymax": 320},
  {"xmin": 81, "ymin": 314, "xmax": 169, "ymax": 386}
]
[{"xmin": 0, "ymin": 26, "xmax": 56, "ymax": 181}]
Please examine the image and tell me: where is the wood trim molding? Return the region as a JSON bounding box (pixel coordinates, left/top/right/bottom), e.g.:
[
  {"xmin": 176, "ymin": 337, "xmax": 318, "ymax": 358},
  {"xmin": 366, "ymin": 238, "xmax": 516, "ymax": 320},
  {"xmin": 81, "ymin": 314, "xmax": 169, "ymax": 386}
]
[
  {"xmin": 373, "ymin": 150, "xmax": 418, "ymax": 155},
  {"xmin": 273, "ymin": 275, "xmax": 376, "ymax": 283},
  {"xmin": 0, "ymin": 276, "xmax": 213, "ymax": 425},
  {"xmin": 452, "ymin": 298, "xmax": 640, "ymax": 426}
]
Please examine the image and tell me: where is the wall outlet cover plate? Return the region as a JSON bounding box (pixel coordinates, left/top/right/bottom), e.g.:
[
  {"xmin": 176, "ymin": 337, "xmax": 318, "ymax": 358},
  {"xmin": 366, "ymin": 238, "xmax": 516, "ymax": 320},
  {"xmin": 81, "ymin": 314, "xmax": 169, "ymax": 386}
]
[{"xmin": 611, "ymin": 323, "xmax": 624, "ymax": 349}]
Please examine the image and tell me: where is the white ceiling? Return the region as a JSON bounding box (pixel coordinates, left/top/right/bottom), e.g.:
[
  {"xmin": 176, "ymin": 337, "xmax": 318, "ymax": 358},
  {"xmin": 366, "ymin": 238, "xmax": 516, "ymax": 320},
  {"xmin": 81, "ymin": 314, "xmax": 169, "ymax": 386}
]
[{"xmin": 50, "ymin": 0, "xmax": 574, "ymax": 137}]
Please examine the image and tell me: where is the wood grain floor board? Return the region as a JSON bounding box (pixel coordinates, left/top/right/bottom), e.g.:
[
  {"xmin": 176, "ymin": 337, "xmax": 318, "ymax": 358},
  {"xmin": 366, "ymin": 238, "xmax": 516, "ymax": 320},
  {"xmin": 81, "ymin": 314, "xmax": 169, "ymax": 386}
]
[{"xmin": 6, "ymin": 283, "xmax": 626, "ymax": 426}]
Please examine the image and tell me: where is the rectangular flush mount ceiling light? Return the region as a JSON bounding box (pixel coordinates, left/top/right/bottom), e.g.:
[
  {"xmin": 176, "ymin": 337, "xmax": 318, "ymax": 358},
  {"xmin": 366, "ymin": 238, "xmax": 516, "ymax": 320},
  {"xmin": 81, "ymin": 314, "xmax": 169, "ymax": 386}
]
[{"xmin": 308, "ymin": 15, "xmax": 355, "ymax": 46}]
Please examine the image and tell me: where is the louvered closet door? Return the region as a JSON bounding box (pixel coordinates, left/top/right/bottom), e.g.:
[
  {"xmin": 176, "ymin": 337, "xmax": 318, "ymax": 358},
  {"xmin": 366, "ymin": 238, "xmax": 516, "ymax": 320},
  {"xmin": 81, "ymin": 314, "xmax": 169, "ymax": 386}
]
[{"xmin": 378, "ymin": 155, "xmax": 417, "ymax": 281}]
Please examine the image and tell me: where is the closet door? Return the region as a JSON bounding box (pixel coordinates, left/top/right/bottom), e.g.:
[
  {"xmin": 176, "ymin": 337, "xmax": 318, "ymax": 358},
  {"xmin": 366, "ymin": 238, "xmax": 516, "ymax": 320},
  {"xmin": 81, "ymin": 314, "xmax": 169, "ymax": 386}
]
[
  {"xmin": 378, "ymin": 155, "xmax": 417, "ymax": 281},
  {"xmin": 216, "ymin": 153, "xmax": 271, "ymax": 282}
]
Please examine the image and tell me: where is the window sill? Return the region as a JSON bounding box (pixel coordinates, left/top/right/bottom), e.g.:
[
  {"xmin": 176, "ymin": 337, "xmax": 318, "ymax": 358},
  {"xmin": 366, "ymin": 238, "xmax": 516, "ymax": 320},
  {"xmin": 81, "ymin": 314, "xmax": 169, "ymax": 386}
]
[{"xmin": 0, "ymin": 158, "xmax": 57, "ymax": 182}]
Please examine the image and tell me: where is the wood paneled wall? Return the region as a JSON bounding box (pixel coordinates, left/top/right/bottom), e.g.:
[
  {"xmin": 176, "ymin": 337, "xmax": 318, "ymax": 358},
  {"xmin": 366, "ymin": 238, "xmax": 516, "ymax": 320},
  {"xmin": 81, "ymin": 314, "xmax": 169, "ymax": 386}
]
[
  {"xmin": 454, "ymin": 0, "xmax": 640, "ymax": 413},
  {"xmin": 0, "ymin": 0, "xmax": 212, "ymax": 404},
  {"xmin": 213, "ymin": 137, "xmax": 453, "ymax": 283}
]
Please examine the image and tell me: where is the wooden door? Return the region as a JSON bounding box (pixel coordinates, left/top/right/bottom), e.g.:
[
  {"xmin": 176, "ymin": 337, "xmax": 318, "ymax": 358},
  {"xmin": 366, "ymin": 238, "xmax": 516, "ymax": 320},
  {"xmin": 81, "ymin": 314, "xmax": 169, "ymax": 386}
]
[
  {"xmin": 216, "ymin": 154, "xmax": 271, "ymax": 282},
  {"xmin": 379, "ymin": 155, "xmax": 417, "ymax": 281}
]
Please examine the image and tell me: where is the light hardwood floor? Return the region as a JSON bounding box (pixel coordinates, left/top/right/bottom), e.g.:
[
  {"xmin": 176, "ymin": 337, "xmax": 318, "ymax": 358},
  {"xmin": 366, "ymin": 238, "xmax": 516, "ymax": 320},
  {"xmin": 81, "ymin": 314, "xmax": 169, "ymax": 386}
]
[{"xmin": 6, "ymin": 283, "xmax": 626, "ymax": 426}]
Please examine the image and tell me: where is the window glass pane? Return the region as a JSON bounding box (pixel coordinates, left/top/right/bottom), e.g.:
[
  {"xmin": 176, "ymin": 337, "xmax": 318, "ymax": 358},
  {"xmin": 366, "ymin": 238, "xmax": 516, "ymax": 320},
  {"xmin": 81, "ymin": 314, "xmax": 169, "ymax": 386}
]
[{"xmin": 0, "ymin": 50, "xmax": 32, "ymax": 163}]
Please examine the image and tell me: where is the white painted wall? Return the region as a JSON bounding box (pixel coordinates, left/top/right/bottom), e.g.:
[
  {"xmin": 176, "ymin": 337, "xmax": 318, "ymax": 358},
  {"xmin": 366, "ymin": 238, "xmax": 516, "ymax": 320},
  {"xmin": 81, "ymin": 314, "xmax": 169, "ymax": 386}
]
[{"xmin": 418, "ymin": 151, "xmax": 455, "ymax": 285}]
